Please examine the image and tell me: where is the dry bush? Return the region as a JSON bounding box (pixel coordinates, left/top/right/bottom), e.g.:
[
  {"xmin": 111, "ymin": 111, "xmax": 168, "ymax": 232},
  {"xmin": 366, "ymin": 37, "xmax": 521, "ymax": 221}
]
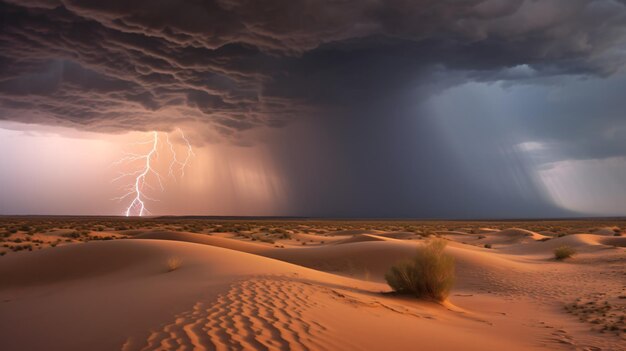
[
  {"xmin": 166, "ymin": 257, "xmax": 182, "ymax": 272},
  {"xmin": 385, "ymin": 239, "xmax": 454, "ymax": 301},
  {"xmin": 554, "ymin": 246, "xmax": 576, "ymax": 260}
]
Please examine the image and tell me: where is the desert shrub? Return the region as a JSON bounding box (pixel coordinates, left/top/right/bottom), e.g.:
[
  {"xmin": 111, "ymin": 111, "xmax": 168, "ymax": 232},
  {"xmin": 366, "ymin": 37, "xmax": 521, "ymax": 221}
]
[
  {"xmin": 385, "ymin": 239, "xmax": 455, "ymax": 301},
  {"xmin": 66, "ymin": 231, "xmax": 81, "ymax": 238},
  {"xmin": 258, "ymin": 236, "xmax": 275, "ymax": 244},
  {"xmin": 166, "ymin": 257, "xmax": 182, "ymax": 272},
  {"xmin": 554, "ymin": 246, "xmax": 576, "ymax": 260},
  {"xmin": 484, "ymin": 244, "xmax": 492, "ymax": 249}
]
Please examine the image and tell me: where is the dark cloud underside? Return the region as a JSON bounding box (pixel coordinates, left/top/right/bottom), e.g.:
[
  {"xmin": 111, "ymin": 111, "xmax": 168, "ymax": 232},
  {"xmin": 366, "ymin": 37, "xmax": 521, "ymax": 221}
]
[
  {"xmin": 1, "ymin": 0, "xmax": 626, "ymax": 217},
  {"xmin": 1, "ymin": 0, "xmax": 625, "ymax": 135}
]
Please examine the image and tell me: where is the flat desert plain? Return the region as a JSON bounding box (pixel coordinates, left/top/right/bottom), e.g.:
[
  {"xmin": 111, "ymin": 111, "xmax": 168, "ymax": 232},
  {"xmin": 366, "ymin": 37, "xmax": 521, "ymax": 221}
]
[{"xmin": 0, "ymin": 217, "xmax": 624, "ymax": 351}]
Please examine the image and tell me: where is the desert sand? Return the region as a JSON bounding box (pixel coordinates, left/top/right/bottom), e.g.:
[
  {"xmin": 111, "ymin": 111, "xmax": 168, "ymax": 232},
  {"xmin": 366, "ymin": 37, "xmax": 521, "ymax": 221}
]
[{"xmin": 0, "ymin": 217, "xmax": 624, "ymax": 350}]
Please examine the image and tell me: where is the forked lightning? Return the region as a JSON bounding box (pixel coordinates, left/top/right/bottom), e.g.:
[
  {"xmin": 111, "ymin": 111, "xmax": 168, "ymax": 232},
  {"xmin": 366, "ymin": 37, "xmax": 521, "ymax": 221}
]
[{"xmin": 112, "ymin": 129, "xmax": 194, "ymax": 216}]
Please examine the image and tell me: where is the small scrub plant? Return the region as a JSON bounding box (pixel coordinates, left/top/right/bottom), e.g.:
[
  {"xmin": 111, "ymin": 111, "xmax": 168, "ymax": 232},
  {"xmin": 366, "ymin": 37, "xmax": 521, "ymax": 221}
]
[
  {"xmin": 258, "ymin": 236, "xmax": 275, "ymax": 244},
  {"xmin": 385, "ymin": 239, "xmax": 455, "ymax": 301},
  {"xmin": 554, "ymin": 245, "xmax": 576, "ymax": 260},
  {"xmin": 166, "ymin": 257, "xmax": 182, "ymax": 272},
  {"xmin": 484, "ymin": 244, "xmax": 492, "ymax": 249}
]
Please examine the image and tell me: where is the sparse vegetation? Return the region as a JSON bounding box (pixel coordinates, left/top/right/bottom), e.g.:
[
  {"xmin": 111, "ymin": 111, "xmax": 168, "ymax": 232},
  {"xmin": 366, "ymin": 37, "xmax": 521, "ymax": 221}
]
[
  {"xmin": 0, "ymin": 217, "xmax": 623, "ymax": 259},
  {"xmin": 385, "ymin": 239, "xmax": 455, "ymax": 301},
  {"xmin": 554, "ymin": 245, "xmax": 576, "ymax": 260},
  {"xmin": 565, "ymin": 296, "xmax": 625, "ymax": 335}
]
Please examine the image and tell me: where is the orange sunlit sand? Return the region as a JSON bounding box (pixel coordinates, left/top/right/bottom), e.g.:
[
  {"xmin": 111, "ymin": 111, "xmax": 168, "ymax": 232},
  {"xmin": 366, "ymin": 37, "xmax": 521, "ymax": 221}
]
[{"xmin": 0, "ymin": 218, "xmax": 624, "ymax": 350}]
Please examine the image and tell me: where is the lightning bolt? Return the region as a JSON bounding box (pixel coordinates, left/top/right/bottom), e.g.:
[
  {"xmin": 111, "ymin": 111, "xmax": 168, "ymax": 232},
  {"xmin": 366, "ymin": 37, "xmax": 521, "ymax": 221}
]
[
  {"xmin": 112, "ymin": 129, "xmax": 194, "ymax": 217},
  {"xmin": 165, "ymin": 128, "xmax": 195, "ymax": 178}
]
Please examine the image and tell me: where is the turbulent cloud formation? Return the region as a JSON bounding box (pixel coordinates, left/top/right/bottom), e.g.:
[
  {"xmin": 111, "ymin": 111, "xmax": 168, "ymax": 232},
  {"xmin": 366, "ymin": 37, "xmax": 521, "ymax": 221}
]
[
  {"xmin": 1, "ymin": 0, "xmax": 626, "ymax": 217},
  {"xmin": 1, "ymin": 0, "xmax": 625, "ymax": 135}
]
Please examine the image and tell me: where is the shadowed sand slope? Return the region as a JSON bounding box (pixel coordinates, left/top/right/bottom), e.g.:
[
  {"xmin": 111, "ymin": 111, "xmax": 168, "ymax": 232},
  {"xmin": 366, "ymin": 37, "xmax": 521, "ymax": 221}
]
[
  {"xmin": 131, "ymin": 231, "xmax": 536, "ymax": 286},
  {"xmin": 134, "ymin": 230, "xmax": 270, "ymax": 253},
  {"xmin": 501, "ymin": 234, "xmax": 626, "ymax": 256},
  {"xmin": 0, "ymin": 240, "xmax": 377, "ymax": 351}
]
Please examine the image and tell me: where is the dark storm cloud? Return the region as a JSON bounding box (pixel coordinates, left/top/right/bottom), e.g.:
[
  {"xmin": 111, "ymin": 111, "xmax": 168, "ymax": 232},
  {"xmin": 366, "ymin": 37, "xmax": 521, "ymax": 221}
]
[
  {"xmin": 1, "ymin": 0, "xmax": 626, "ymax": 217},
  {"xmin": 0, "ymin": 0, "xmax": 625, "ymax": 135}
]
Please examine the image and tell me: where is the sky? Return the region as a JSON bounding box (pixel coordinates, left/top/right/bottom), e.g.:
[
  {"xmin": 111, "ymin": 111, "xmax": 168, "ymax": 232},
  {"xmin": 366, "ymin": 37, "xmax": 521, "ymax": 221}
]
[{"xmin": 0, "ymin": 0, "xmax": 625, "ymax": 218}]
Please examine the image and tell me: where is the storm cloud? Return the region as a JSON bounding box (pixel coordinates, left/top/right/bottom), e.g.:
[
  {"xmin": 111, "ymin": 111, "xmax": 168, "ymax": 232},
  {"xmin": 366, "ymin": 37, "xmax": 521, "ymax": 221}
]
[
  {"xmin": 1, "ymin": 0, "xmax": 626, "ymax": 217},
  {"xmin": 1, "ymin": 0, "xmax": 625, "ymax": 134}
]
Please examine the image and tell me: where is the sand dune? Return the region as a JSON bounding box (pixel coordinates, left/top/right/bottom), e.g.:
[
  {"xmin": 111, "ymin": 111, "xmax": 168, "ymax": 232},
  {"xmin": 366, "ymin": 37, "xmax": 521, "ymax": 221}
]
[
  {"xmin": 481, "ymin": 228, "xmax": 548, "ymax": 244},
  {"xmin": 501, "ymin": 233, "xmax": 626, "ymax": 256},
  {"xmin": 371, "ymin": 231, "xmax": 417, "ymax": 239},
  {"xmin": 292, "ymin": 232, "xmax": 343, "ymax": 243},
  {"xmin": 0, "ymin": 239, "xmax": 385, "ymax": 351},
  {"xmin": 324, "ymin": 229, "xmax": 386, "ymax": 236},
  {"xmin": 478, "ymin": 227, "xmax": 500, "ymax": 233},
  {"xmin": 331, "ymin": 233, "xmax": 390, "ymax": 244},
  {"xmin": 0, "ymin": 239, "xmax": 532, "ymax": 351},
  {"xmin": 1, "ymin": 220, "xmax": 624, "ymax": 351},
  {"xmin": 134, "ymin": 230, "xmax": 270, "ymax": 253},
  {"xmin": 591, "ymin": 227, "xmax": 620, "ymax": 236},
  {"xmin": 130, "ymin": 231, "xmax": 531, "ymax": 282}
]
